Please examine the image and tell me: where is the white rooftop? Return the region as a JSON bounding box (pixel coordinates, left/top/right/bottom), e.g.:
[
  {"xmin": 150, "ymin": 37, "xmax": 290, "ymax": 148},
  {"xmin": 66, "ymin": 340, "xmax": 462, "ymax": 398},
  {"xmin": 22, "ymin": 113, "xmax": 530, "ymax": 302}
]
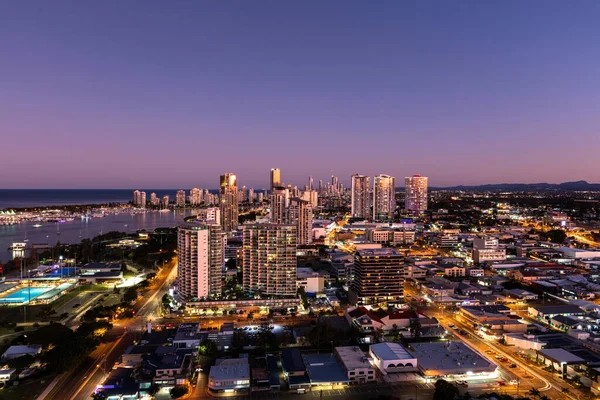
[{"xmin": 370, "ymin": 343, "xmax": 414, "ymax": 361}]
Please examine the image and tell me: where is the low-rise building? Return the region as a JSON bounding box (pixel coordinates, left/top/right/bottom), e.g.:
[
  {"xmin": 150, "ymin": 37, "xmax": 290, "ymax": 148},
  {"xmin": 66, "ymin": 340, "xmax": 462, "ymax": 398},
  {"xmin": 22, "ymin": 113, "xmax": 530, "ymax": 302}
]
[
  {"xmin": 407, "ymin": 342, "xmax": 497, "ymax": 377},
  {"xmin": 1, "ymin": 345, "xmax": 42, "ymax": 360},
  {"xmin": 335, "ymin": 346, "xmax": 376, "ymax": 383},
  {"xmin": 528, "ymin": 305, "xmax": 585, "ymax": 321},
  {"xmin": 473, "ymin": 248, "xmax": 506, "ymax": 264},
  {"xmin": 369, "ymin": 343, "xmax": 417, "ymax": 374},
  {"xmin": 208, "ymin": 357, "xmax": 251, "ymax": 396},
  {"xmin": 296, "ymin": 267, "xmax": 325, "ymax": 294}
]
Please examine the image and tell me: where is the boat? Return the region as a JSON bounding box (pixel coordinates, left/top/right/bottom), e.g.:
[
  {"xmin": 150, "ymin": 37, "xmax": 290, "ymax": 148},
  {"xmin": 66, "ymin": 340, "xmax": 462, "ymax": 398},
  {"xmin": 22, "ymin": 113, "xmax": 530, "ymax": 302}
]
[{"xmin": 32, "ymin": 224, "xmax": 43, "ymax": 228}]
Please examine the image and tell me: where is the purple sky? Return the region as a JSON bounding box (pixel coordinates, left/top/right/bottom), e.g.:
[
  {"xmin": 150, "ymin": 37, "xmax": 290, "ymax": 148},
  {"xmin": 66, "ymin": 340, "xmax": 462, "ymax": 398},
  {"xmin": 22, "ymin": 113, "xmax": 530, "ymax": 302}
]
[{"xmin": 1, "ymin": 1, "xmax": 600, "ymax": 189}]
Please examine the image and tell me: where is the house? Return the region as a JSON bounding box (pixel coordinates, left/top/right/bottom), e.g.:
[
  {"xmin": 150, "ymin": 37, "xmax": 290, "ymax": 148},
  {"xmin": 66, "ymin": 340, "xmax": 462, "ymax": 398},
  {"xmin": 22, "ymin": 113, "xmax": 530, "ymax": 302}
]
[
  {"xmin": 1, "ymin": 345, "xmax": 42, "ymax": 360},
  {"xmin": 147, "ymin": 348, "xmax": 194, "ymax": 387},
  {"xmin": 345, "ymin": 307, "xmax": 435, "ymax": 332}
]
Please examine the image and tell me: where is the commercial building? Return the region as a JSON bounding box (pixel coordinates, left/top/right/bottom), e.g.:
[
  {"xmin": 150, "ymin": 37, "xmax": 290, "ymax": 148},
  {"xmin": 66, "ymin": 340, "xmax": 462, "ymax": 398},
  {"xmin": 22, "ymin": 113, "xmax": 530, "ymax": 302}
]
[
  {"xmin": 437, "ymin": 235, "xmax": 458, "ymax": 248},
  {"xmin": 177, "ymin": 223, "xmax": 224, "ymax": 300},
  {"xmin": 407, "ymin": 342, "xmax": 497, "ymax": 377},
  {"xmin": 208, "ymin": 357, "xmax": 250, "ymax": 396},
  {"xmin": 349, "ymin": 249, "xmax": 404, "ymax": 306},
  {"xmin": 404, "ymin": 175, "xmax": 428, "ymax": 214},
  {"xmin": 242, "ymin": 224, "xmax": 297, "ymax": 297},
  {"xmin": 373, "ymin": 174, "xmax": 396, "ymax": 221},
  {"xmin": 368, "ymin": 229, "xmax": 415, "ymax": 245},
  {"xmin": 288, "ymin": 197, "xmax": 313, "ymax": 245},
  {"xmin": 528, "ymin": 305, "xmax": 585, "ymax": 321},
  {"xmin": 296, "ymin": 267, "xmax": 325, "ymax": 294},
  {"xmin": 473, "ymin": 248, "xmax": 506, "ymax": 264},
  {"xmin": 1, "ymin": 345, "xmax": 42, "ymax": 360},
  {"xmin": 335, "ymin": 346, "xmax": 376, "ymax": 383},
  {"xmin": 369, "ymin": 343, "xmax": 418, "ymax": 374},
  {"xmin": 351, "ymin": 174, "xmax": 370, "ymax": 219},
  {"xmin": 220, "ymin": 173, "xmax": 239, "ymax": 232},
  {"xmin": 270, "ymin": 168, "xmax": 281, "ymax": 191},
  {"xmin": 473, "ymin": 237, "xmax": 499, "ymax": 250}
]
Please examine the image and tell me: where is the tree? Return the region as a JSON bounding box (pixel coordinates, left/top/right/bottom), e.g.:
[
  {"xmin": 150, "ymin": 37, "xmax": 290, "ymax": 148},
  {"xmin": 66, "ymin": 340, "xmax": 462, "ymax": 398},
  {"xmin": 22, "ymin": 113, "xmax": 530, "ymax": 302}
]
[
  {"xmin": 231, "ymin": 330, "xmax": 250, "ymax": 350},
  {"xmin": 37, "ymin": 304, "xmax": 57, "ymax": 321},
  {"xmin": 433, "ymin": 379, "xmax": 459, "ymax": 400},
  {"xmin": 169, "ymin": 385, "xmax": 189, "ymax": 399},
  {"xmin": 409, "ymin": 318, "xmax": 422, "ymax": 340},
  {"xmin": 528, "ymin": 388, "xmax": 541, "ymax": 398},
  {"xmin": 547, "ymin": 229, "xmax": 567, "ymax": 244},
  {"xmin": 91, "ymin": 392, "xmax": 107, "ymax": 400},
  {"xmin": 198, "ymin": 339, "xmax": 218, "ymax": 359},
  {"xmin": 123, "ymin": 286, "xmax": 138, "ymax": 303}
]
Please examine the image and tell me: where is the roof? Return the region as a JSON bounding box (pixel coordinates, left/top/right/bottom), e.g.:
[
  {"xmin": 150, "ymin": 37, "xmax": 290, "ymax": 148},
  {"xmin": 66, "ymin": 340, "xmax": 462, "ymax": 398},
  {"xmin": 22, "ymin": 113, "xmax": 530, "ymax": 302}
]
[
  {"xmin": 530, "ymin": 305, "xmax": 584, "ymax": 315},
  {"xmin": 370, "ymin": 343, "xmax": 414, "ymax": 361},
  {"xmin": 209, "ymin": 358, "xmax": 250, "ymax": 381},
  {"xmin": 538, "ymin": 348, "xmax": 585, "ymax": 364},
  {"xmin": 356, "ymin": 248, "xmax": 401, "ymax": 257},
  {"xmin": 302, "ymin": 353, "xmax": 350, "ymax": 384},
  {"xmin": 335, "ymin": 346, "xmax": 373, "ymax": 370},
  {"xmin": 281, "ymin": 349, "xmax": 306, "ymax": 374},
  {"xmin": 1, "ymin": 345, "xmax": 42, "ymax": 358},
  {"xmin": 408, "ymin": 342, "xmax": 496, "ymax": 374}
]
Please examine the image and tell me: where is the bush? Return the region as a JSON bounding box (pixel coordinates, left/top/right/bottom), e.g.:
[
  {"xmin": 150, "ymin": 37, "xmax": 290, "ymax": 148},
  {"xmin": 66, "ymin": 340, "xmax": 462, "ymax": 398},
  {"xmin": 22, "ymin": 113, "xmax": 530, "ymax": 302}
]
[{"xmin": 170, "ymin": 385, "xmax": 189, "ymax": 399}]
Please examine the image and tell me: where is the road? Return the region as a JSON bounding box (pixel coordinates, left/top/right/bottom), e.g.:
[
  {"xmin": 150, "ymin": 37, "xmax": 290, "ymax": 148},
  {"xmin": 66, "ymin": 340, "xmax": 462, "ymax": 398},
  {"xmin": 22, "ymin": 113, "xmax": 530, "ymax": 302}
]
[
  {"xmin": 435, "ymin": 311, "xmax": 586, "ymax": 400},
  {"xmin": 43, "ymin": 259, "xmax": 177, "ymax": 400}
]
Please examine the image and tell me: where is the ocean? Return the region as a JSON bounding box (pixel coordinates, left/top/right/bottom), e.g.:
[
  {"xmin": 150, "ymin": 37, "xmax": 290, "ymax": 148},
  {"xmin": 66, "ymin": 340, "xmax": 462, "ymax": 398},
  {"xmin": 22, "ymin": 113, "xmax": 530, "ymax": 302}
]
[{"xmin": 0, "ymin": 189, "xmax": 217, "ymax": 209}]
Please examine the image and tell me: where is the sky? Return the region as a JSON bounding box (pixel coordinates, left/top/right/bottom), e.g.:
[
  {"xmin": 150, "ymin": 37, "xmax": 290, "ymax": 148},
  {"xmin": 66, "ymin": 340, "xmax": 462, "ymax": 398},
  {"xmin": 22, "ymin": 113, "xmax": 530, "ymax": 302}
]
[{"xmin": 1, "ymin": 1, "xmax": 600, "ymax": 189}]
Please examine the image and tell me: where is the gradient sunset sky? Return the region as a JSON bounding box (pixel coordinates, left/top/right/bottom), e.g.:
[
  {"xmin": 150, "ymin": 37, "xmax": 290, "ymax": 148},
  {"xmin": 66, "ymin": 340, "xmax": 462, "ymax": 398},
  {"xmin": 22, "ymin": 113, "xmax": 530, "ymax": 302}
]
[{"xmin": 1, "ymin": 1, "xmax": 599, "ymax": 189}]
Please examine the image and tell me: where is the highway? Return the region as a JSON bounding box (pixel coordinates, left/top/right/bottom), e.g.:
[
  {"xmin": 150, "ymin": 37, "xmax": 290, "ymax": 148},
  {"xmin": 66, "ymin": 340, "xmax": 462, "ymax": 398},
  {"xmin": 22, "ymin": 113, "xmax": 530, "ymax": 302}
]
[{"xmin": 43, "ymin": 259, "xmax": 177, "ymax": 400}]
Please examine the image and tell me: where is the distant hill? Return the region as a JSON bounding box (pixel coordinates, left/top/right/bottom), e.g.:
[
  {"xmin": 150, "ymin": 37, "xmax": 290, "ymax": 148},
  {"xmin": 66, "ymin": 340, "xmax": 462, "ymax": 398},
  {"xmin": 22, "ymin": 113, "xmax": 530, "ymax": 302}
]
[{"xmin": 434, "ymin": 180, "xmax": 600, "ymax": 191}]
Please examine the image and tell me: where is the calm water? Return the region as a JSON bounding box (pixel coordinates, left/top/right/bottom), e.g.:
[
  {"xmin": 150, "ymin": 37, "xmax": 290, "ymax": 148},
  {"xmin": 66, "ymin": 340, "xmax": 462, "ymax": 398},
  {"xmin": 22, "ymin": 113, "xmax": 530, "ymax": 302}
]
[{"xmin": 0, "ymin": 210, "xmax": 193, "ymax": 262}]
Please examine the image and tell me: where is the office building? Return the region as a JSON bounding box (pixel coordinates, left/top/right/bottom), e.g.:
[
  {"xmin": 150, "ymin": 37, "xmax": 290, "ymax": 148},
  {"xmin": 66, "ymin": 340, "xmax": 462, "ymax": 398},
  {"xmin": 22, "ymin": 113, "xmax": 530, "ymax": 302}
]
[
  {"xmin": 373, "ymin": 174, "xmax": 396, "ymax": 221},
  {"xmin": 351, "ymin": 174, "xmax": 370, "ymax": 219},
  {"xmin": 270, "ymin": 168, "xmax": 281, "ymax": 191},
  {"xmin": 269, "ymin": 186, "xmax": 289, "ymax": 224},
  {"xmin": 349, "ymin": 248, "xmax": 404, "ymax": 305},
  {"xmin": 288, "ymin": 198, "xmax": 313, "ymax": 245},
  {"xmin": 176, "ymin": 190, "xmax": 186, "ymax": 206},
  {"xmin": 219, "ymin": 173, "xmax": 239, "ymax": 232},
  {"xmin": 190, "ymin": 188, "xmax": 202, "ymax": 205},
  {"xmin": 177, "ymin": 223, "xmax": 224, "ymax": 300},
  {"xmin": 405, "ymin": 175, "xmax": 428, "ymax": 214},
  {"xmin": 242, "ymin": 224, "xmax": 297, "ymax": 297}
]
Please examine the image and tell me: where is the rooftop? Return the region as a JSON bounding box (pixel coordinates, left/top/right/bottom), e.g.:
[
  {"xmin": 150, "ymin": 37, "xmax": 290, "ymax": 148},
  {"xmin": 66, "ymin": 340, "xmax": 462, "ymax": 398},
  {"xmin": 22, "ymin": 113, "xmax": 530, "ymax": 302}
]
[
  {"xmin": 370, "ymin": 343, "xmax": 414, "ymax": 361},
  {"xmin": 538, "ymin": 348, "xmax": 585, "ymax": 364},
  {"xmin": 356, "ymin": 248, "xmax": 401, "ymax": 257},
  {"xmin": 335, "ymin": 346, "xmax": 373, "ymax": 370},
  {"xmin": 408, "ymin": 342, "xmax": 496, "ymax": 374},
  {"xmin": 209, "ymin": 358, "xmax": 250, "ymax": 381},
  {"xmin": 302, "ymin": 353, "xmax": 350, "ymax": 384},
  {"xmin": 530, "ymin": 305, "xmax": 584, "ymax": 315}
]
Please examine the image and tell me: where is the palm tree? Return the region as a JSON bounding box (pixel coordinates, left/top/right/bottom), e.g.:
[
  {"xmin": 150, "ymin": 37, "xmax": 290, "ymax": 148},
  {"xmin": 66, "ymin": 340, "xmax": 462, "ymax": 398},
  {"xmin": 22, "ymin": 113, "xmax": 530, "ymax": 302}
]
[
  {"xmin": 540, "ymin": 396, "xmax": 550, "ymax": 400},
  {"xmin": 528, "ymin": 388, "xmax": 541, "ymax": 398}
]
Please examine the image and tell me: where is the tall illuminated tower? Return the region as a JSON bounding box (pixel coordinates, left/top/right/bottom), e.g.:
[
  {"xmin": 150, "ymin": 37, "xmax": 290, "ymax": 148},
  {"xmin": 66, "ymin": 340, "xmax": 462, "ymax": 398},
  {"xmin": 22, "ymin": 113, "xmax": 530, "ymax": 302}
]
[
  {"xmin": 405, "ymin": 174, "xmax": 428, "ymax": 214},
  {"xmin": 351, "ymin": 174, "xmax": 370, "ymax": 219},
  {"xmin": 270, "ymin": 168, "xmax": 281, "ymax": 192},
  {"xmin": 220, "ymin": 173, "xmax": 239, "ymax": 232},
  {"xmin": 373, "ymin": 174, "xmax": 396, "ymax": 221}
]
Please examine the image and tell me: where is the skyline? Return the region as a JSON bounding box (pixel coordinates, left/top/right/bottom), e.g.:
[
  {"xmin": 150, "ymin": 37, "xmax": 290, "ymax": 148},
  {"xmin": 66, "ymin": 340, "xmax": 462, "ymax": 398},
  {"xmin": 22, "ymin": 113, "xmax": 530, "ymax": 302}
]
[{"xmin": 2, "ymin": 1, "xmax": 600, "ymax": 189}]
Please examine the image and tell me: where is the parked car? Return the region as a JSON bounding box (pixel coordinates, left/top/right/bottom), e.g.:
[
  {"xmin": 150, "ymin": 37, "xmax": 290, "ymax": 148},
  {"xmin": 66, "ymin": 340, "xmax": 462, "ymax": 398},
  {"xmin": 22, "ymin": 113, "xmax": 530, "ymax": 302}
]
[{"xmin": 509, "ymin": 364, "xmax": 517, "ymax": 368}]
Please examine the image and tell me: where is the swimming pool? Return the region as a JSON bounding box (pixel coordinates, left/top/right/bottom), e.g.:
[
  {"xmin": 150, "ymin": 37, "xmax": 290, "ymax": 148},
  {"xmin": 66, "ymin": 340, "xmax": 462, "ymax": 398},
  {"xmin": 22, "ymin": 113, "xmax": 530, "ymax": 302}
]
[{"xmin": 0, "ymin": 287, "xmax": 54, "ymax": 303}]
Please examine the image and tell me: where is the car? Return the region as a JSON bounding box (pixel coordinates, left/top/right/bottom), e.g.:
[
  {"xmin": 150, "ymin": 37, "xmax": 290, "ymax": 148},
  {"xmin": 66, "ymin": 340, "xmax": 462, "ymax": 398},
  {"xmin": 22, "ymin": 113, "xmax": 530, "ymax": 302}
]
[
  {"xmin": 509, "ymin": 364, "xmax": 517, "ymax": 368},
  {"xmin": 73, "ymin": 304, "xmax": 80, "ymax": 308},
  {"xmin": 485, "ymin": 350, "xmax": 494, "ymax": 354},
  {"xmin": 448, "ymin": 323, "xmax": 455, "ymax": 328},
  {"xmin": 456, "ymin": 380, "xmax": 468, "ymax": 386},
  {"xmin": 509, "ymin": 380, "xmax": 518, "ymax": 385},
  {"xmin": 496, "ymin": 381, "xmax": 506, "ymax": 386},
  {"xmin": 495, "ymin": 355, "xmax": 503, "ymax": 359}
]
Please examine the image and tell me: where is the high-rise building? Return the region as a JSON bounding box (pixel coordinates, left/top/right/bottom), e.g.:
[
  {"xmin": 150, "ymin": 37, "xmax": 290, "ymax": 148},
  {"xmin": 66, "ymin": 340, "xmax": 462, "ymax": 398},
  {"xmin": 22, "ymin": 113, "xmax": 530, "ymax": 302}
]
[
  {"xmin": 288, "ymin": 198, "xmax": 313, "ymax": 245},
  {"xmin": 270, "ymin": 168, "xmax": 281, "ymax": 192},
  {"xmin": 242, "ymin": 224, "xmax": 297, "ymax": 297},
  {"xmin": 301, "ymin": 190, "xmax": 318, "ymax": 208},
  {"xmin": 405, "ymin": 175, "xmax": 428, "ymax": 214},
  {"xmin": 351, "ymin": 174, "xmax": 370, "ymax": 219},
  {"xmin": 373, "ymin": 174, "xmax": 396, "ymax": 221},
  {"xmin": 162, "ymin": 195, "xmax": 169, "ymax": 208},
  {"xmin": 269, "ymin": 186, "xmax": 289, "ymax": 224},
  {"xmin": 150, "ymin": 192, "xmax": 159, "ymax": 206},
  {"xmin": 190, "ymin": 188, "xmax": 203, "ymax": 205},
  {"xmin": 220, "ymin": 173, "xmax": 239, "ymax": 232},
  {"xmin": 177, "ymin": 223, "xmax": 224, "ymax": 300},
  {"xmin": 176, "ymin": 190, "xmax": 186, "ymax": 206},
  {"xmin": 133, "ymin": 190, "xmax": 146, "ymax": 208},
  {"xmin": 195, "ymin": 207, "xmax": 221, "ymax": 225},
  {"xmin": 308, "ymin": 176, "xmax": 314, "ymax": 191},
  {"xmin": 349, "ymin": 248, "xmax": 405, "ymax": 306}
]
